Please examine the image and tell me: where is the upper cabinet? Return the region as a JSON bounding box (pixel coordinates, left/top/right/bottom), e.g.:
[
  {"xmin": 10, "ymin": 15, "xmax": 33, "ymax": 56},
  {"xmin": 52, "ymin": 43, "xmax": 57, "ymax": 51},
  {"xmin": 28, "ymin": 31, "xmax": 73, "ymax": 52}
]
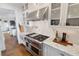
[
  {"xmin": 51, "ymin": 3, "xmax": 61, "ymax": 25},
  {"xmin": 66, "ymin": 4, "xmax": 79, "ymax": 26},
  {"xmin": 51, "ymin": 3, "xmax": 79, "ymax": 27},
  {"xmin": 51, "ymin": 3, "xmax": 60, "ymax": 19},
  {"xmin": 23, "ymin": 3, "xmax": 79, "ymax": 27}
]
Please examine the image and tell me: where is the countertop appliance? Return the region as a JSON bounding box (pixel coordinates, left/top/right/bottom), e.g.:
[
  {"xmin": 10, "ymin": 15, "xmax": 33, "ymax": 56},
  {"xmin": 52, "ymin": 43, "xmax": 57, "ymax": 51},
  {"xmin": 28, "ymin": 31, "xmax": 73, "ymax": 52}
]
[{"xmin": 24, "ymin": 33, "xmax": 49, "ymax": 56}]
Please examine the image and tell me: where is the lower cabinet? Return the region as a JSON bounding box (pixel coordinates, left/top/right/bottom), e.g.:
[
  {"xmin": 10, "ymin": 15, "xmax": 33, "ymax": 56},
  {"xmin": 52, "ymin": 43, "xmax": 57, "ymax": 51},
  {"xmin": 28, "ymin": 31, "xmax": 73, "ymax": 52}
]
[{"xmin": 43, "ymin": 43, "xmax": 71, "ymax": 56}]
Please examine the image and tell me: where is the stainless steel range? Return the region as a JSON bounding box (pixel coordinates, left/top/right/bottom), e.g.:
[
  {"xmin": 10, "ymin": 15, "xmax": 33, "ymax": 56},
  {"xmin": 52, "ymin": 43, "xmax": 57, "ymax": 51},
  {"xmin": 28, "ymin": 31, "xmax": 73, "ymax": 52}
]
[{"xmin": 24, "ymin": 33, "xmax": 49, "ymax": 56}]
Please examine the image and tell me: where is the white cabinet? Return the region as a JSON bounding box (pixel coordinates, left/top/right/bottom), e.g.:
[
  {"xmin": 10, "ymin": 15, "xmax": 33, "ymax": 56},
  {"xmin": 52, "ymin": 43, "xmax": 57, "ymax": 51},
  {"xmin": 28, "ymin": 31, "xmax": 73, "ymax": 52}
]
[
  {"xmin": 50, "ymin": 3, "xmax": 68, "ymax": 26},
  {"xmin": 50, "ymin": 3, "xmax": 61, "ymax": 26},
  {"xmin": 51, "ymin": 3, "xmax": 61, "ymax": 19},
  {"xmin": 66, "ymin": 4, "xmax": 79, "ymax": 26},
  {"xmin": 50, "ymin": 3, "xmax": 79, "ymax": 26},
  {"xmin": 43, "ymin": 43, "xmax": 71, "ymax": 56}
]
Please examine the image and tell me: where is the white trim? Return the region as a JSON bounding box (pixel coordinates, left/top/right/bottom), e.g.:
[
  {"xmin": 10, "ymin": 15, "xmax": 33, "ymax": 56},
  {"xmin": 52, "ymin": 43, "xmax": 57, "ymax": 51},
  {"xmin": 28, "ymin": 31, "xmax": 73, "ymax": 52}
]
[{"xmin": 60, "ymin": 3, "xmax": 68, "ymax": 26}]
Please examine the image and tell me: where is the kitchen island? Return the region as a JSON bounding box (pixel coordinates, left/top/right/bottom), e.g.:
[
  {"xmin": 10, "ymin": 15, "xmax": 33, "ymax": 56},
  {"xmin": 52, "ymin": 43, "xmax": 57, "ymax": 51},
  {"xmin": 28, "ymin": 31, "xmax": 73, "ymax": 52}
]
[{"xmin": 43, "ymin": 36, "xmax": 79, "ymax": 56}]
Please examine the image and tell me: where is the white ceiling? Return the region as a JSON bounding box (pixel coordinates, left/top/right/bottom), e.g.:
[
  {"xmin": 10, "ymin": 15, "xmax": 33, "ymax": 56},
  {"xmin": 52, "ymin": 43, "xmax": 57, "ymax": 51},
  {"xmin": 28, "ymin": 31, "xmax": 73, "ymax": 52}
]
[
  {"xmin": 8, "ymin": 3, "xmax": 25, "ymax": 8},
  {"xmin": 0, "ymin": 8, "xmax": 14, "ymax": 15},
  {"xmin": 0, "ymin": 3, "xmax": 25, "ymax": 20},
  {"xmin": 0, "ymin": 8, "xmax": 15, "ymax": 20},
  {"xmin": 0, "ymin": 3, "xmax": 25, "ymax": 15}
]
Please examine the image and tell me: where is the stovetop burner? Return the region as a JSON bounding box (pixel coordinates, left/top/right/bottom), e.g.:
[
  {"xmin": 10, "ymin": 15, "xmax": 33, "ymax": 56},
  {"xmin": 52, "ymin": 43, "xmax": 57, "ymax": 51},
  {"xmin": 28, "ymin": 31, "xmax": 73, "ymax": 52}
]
[
  {"xmin": 26, "ymin": 33, "xmax": 49, "ymax": 42},
  {"xmin": 32, "ymin": 34, "xmax": 49, "ymax": 42},
  {"xmin": 26, "ymin": 33, "xmax": 36, "ymax": 36}
]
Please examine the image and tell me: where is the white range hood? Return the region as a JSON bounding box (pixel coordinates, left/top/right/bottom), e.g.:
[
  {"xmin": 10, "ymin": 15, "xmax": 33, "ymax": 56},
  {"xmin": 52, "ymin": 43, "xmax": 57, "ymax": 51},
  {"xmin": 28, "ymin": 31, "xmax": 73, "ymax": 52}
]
[{"xmin": 26, "ymin": 7, "xmax": 48, "ymax": 21}]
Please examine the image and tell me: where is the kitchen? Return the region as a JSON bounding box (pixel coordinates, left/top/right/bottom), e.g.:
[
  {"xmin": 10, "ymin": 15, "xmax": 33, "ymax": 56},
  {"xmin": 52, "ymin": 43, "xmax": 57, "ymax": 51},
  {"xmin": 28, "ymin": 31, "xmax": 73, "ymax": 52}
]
[{"xmin": 0, "ymin": 3, "xmax": 79, "ymax": 56}]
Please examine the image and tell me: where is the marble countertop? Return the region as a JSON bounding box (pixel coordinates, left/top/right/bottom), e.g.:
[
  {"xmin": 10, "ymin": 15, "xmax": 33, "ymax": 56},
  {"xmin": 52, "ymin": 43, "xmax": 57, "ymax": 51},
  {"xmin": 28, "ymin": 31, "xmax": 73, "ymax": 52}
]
[{"xmin": 43, "ymin": 36, "xmax": 79, "ymax": 56}]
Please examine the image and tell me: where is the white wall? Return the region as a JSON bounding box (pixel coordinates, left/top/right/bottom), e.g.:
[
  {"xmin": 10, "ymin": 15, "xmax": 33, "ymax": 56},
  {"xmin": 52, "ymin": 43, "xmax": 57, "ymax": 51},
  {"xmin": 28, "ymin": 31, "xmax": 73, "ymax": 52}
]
[{"xmin": 0, "ymin": 3, "xmax": 23, "ymax": 11}]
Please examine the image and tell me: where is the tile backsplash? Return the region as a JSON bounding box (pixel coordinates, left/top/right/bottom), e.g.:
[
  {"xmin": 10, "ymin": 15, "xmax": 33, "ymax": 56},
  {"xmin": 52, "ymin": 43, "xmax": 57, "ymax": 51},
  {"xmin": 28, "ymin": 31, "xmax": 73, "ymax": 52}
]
[
  {"xmin": 31, "ymin": 20, "xmax": 79, "ymax": 45},
  {"xmin": 55, "ymin": 27, "xmax": 79, "ymax": 45}
]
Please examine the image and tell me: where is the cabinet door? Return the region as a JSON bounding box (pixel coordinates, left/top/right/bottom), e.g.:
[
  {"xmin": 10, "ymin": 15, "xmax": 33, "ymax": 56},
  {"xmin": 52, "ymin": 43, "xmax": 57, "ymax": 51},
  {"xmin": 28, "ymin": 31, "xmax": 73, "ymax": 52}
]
[
  {"xmin": 50, "ymin": 3, "xmax": 68, "ymax": 26},
  {"xmin": 66, "ymin": 3, "xmax": 79, "ymax": 26},
  {"xmin": 43, "ymin": 43, "xmax": 58, "ymax": 56},
  {"xmin": 43, "ymin": 43, "xmax": 61, "ymax": 56},
  {"xmin": 43, "ymin": 43, "xmax": 71, "ymax": 56},
  {"xmin": 51, "ymin": 3, "xmax": 61, "ymax": 26}
]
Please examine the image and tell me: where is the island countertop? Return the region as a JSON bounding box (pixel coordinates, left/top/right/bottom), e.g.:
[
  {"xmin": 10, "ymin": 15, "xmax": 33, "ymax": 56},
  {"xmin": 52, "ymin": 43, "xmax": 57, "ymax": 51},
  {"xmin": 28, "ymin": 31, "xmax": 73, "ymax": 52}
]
[{"xmin": 43, "ymin": 36, "xmax": 79, "ymax": 56}]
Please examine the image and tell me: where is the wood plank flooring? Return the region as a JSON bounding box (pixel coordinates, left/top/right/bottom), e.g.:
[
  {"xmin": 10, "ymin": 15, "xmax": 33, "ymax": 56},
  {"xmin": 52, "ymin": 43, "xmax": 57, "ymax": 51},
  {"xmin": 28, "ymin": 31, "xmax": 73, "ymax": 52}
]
[{"xmin": 2, "ymin": 33, "xmax": 32, "ymax": 56}]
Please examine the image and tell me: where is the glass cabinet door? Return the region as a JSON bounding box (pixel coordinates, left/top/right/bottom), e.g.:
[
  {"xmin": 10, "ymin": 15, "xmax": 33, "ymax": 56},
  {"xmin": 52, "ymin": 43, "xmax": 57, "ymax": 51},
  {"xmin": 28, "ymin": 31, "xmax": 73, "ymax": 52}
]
[
  {"xmin": 51, "ymin": 3, "xmax": 61, "ymax": 25},
  {"xmin": 66, "ymin": 3, "xmax": 79, "ymax": 26}
]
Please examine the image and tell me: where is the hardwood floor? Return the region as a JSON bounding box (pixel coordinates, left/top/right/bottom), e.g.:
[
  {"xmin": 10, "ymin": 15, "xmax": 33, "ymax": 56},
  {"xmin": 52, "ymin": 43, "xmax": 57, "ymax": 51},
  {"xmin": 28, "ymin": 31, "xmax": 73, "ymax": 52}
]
[{"xmin": 2, "ymin": 33, "xmax": 32, "ymax": 56}]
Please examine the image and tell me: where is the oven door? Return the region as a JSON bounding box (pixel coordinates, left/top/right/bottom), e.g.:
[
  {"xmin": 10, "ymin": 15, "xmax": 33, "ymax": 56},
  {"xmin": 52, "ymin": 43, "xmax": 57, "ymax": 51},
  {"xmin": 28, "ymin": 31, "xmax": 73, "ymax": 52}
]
[
  {"xmin": 30, "ymin": 45, "xmax": 42, "ymax": 56},
  {"xmin": 24, "ymin": 37, "xmax": 31, "ymax": 51}
]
